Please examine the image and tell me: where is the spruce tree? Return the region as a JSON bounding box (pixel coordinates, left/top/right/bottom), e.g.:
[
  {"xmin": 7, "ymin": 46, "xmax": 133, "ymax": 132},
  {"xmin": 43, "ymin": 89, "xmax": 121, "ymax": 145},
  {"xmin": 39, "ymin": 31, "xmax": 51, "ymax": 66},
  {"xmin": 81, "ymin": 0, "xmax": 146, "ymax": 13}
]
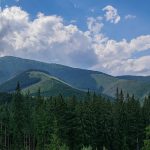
[
  {"xmin": 142, "ymin": 126, "xmax": 150, "ymax": 150},
  {"xmin": 64, "ymin": 96, "xmax": 80, "ymax": 150},
  {"xmin": 34, "ymin": 88, "xmax": 47, "ymax": 150},
  {"xmin": 11, "ymin": 82, "xmax": 25, "ymax": 150}
]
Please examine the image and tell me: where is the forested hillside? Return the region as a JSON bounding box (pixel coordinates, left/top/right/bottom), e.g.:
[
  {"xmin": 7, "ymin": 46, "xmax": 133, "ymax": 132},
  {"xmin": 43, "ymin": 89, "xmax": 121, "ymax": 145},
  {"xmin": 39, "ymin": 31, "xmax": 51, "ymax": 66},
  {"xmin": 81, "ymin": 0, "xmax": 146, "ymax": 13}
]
[{"xmin": 0, "ymin": 83, "xmax": 150, "ymax": 150}]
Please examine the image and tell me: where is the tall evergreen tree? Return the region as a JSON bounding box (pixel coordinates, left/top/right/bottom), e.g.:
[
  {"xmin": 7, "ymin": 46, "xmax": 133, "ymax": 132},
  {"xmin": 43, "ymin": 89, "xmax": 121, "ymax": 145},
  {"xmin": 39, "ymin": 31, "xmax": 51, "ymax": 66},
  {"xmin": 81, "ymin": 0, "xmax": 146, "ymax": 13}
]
[
  {"xmin": 34, "ymin": 88, "xmax": 47, "ymax": 150},
  {"xmin": 142, "ymin": 126, "xmax": 150, "ymax": 150},
  {"xmin": 11, "ymin": 82, "xmax": 25, "ymax": 150}
]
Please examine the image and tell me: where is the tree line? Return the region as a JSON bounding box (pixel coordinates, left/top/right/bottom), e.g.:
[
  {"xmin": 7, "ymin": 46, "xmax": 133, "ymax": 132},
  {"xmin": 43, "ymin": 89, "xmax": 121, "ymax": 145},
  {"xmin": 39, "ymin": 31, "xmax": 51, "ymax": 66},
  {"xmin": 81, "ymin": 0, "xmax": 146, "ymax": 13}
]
[{"xmin": 0, "ymin": 83, "xmax": 150, "ymax": 150}]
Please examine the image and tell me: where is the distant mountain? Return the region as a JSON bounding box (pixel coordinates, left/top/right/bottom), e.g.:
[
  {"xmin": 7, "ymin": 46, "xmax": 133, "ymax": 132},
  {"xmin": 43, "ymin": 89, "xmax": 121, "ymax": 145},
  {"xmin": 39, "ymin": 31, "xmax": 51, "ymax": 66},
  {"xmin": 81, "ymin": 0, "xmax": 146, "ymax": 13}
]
[
  {"xmin": 0, "ymin": 56, "xmax": 149, "ymax": 99},
  {"xmin": 103, "ymin": 79, "xmax": 150, "ymax": 98},
  {"xmin": 117, "ymin": 75, "xmax": 150, "ymax": 82},
  {"xmin": 0, "ymin": 56, "xmax": 113, "ymax": 92},
  {"xmin": 0, "ymin": 70, "xmax": 85, "ymax": 97}
]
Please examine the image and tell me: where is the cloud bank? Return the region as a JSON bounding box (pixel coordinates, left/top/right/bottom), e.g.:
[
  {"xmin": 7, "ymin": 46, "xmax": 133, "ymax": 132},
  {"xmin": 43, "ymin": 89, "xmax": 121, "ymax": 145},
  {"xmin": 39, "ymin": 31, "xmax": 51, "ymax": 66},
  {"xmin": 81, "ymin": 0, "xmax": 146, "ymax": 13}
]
[{"xmin": 0, "ymin": 6, "xmax": 150, "ymax": 75}]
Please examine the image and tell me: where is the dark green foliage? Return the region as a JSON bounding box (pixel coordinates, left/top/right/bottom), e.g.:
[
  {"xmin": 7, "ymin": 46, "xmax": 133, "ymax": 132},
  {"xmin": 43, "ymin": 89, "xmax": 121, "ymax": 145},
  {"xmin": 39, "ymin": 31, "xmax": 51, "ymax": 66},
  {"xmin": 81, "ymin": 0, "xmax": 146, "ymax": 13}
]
[
  {"xmin": 142, "ymin": 126, "xmax": 150, "ymax": 150},
  {"xmin": 11, "ymin": 82, "xmax": 25, "ymax": 149},
  {"xmin": 142, "ymin": 95, "xmax": 150, "ymax": 126},
  {"xmin": 0, "ymin": 85, "xmax": 150, "ymax": 150},
  {"xmin": 0, "ymin": 92, "xmax": 13, "ymax": 104}
]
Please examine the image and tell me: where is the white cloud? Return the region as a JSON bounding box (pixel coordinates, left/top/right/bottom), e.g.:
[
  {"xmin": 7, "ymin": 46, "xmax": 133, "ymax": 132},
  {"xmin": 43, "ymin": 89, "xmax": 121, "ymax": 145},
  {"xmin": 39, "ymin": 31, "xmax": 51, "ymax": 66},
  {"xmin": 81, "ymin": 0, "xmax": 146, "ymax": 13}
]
[
  {"xmin": 91, "ymin": 35, "xmax": 150, "ymax": 75},
  {"xmin": 87, "ymin": 17, "xmax": 103, "ymax": 34},
  {"xmin": 0, "ymin": 6, "xmax": 150, "ymax": 76},
  {"xmin": 102, "ymin": 5, "xmax": 121, "ymax": 24},
  {"xmin": 0, "ymin": 6, "xmax": 97, "ymax": 68},
  {"xmin": 125, "ymin": 14, "xmax": 136, "ymax": 20}
]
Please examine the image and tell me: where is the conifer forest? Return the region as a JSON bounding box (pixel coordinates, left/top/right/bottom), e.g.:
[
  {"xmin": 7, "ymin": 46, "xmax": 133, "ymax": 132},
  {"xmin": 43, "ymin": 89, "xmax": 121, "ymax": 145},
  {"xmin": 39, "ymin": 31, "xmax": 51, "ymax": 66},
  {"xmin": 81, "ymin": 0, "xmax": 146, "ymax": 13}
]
[{"xmin": 0, "ymin": 83, "xmax": 150, "ymax": 150}]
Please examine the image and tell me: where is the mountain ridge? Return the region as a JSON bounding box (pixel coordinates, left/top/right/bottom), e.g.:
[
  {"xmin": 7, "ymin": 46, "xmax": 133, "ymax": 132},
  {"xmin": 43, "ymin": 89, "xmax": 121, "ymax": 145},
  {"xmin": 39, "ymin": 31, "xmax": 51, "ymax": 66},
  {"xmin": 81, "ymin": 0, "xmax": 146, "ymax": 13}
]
[
  {"xmin": 0, "ymin": 56, "xmax": 149, "ymax": 98},
  {"xmin": 0, "ymin": 70, "xmax": 86, "ymax": 97}
]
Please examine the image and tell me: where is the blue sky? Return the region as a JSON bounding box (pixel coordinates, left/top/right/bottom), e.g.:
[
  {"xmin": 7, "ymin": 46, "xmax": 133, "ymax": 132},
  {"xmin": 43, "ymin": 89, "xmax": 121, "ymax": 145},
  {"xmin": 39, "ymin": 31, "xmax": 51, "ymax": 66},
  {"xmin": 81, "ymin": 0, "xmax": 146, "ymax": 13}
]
[
  {"xmin": 4, "ymin": 0, "xmax": 150, "ymax": 40},
  {"xmin": 0, "ymin": 0, "xmax": 150, "ymax": 75}
]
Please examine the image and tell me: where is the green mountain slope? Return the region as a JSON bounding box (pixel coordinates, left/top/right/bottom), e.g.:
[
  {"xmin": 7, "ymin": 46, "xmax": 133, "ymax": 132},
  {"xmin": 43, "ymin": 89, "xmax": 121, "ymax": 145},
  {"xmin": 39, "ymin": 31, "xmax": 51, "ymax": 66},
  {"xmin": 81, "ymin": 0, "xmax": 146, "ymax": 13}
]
[
  {"xmin": 117, "ymin": 75, "xmax": 150, "ymax": 82},
  {"xmin": 0, "ymin": 56, "xmax": 110, "ymax": 91},
  {"xmin": 103, "ymin": 80, "xmax": 150, "ymax": 98},
  {"xmin": 91, "ymin": 74, "xmax": 150, "ymax": 98},
  {"xmin": 0, "ymin": 56, "xmax": 149, "ymax": 98},
  {"xmin": 0, "ymin": 70, "xmax": 85, "ymax": 97}
]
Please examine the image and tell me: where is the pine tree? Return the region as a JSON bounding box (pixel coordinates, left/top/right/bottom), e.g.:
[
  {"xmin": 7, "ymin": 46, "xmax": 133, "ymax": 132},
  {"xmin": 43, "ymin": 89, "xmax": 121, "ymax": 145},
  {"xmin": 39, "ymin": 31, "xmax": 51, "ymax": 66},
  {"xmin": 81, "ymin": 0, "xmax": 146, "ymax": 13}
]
[
  {"xmin": 47, "ymin": 118, "xmax": 69, "ymax": 150},
  {"xmin": 81, "ymin": 145, "xmax": 93, "ymax": 150},
  {"xmin": 142, "ymin": 126, "xmax": 150, "ymax": 150},
  {"xmin": 125, "ymin": 94, "xmax": 142, "ymax": 149},
  {"xmin": 11, "ymin": 82, "xmax": 25, "ymax": 150},
  {"xmin": 34, "ymin": 88, "xmax": 47, "ymax": 150},
  {"xmin": 64, "ymin": 96, "xmax": 80, "ymax": 150},
  {"xmin": 23, "ymin": 91, "xmax": 33, "ymax": 149},
  {"xmin": 142, "ymin": 95, "xmax": 150, "ymax": 126}
]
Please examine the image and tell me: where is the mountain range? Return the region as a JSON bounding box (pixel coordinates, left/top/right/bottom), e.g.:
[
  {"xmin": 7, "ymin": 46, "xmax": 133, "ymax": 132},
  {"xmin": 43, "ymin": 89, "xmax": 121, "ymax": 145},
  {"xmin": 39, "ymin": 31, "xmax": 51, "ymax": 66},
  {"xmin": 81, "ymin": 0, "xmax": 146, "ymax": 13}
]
[{"xmin": 0, "ymin": 56, "xmax": 149, "ymax": 99}]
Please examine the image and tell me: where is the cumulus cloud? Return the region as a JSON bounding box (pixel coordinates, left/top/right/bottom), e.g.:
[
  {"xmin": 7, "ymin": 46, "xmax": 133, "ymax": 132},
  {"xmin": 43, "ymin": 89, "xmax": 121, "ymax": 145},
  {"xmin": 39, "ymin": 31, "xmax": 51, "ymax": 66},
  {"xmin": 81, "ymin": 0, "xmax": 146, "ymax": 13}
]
[
  {"xmin": 0, "ymin": 6, "xmax": 97, "ymax": 68},
  {"xmin": 125, "ymin": 14, "xmax": 136, "ymax": 20},
  {"xmin": 0, "ymin": 6, "xmax": 150, "ymax": 76},
  {"xmin": 87, "ymin": 17, "xmax": 103, "ymax": 34},
  {"xmin": 102, "ymin": 5, "xmax": 121, "ymax": 24},
  {"xmin": 91, "ymin": 35, "xmax": 150, "ymax": 75}
]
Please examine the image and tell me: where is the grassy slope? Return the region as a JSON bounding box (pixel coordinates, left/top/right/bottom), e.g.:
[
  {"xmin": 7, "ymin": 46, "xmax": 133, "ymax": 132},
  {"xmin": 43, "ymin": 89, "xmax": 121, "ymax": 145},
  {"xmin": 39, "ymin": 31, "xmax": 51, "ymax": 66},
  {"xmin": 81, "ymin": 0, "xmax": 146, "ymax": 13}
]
[
  {"xmin": 22, "ymin": 71, "xmax": 85, "ymax": 97},
  {"xmin": 91, "ymin": 74, "xmax": 118, "ymax": 89},
  {"xmin": 103, "ymin": 80, "xmax": 150, "ymax": 99},
  {"xmin": 0, "ymin": 71, "xmax": 40, "ymax": 92},
  {"xmin": 117, "ymin": 75, "xmax": 150, "ymax": 82},
  {"xmin": 91, "ymin": 74, "xmax": 150, "ymax": 98},
  {"xmin": 0, "ymin": 70, "xmax": 85, "ymax": 97}
]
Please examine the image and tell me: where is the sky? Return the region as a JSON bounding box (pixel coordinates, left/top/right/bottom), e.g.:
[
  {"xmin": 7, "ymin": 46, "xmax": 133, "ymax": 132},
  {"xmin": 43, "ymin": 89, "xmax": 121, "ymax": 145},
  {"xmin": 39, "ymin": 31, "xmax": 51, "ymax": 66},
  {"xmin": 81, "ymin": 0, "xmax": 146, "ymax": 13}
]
[{"xmin": 0, "ymin": 0, "xmax": 150, "ymax": 76}]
